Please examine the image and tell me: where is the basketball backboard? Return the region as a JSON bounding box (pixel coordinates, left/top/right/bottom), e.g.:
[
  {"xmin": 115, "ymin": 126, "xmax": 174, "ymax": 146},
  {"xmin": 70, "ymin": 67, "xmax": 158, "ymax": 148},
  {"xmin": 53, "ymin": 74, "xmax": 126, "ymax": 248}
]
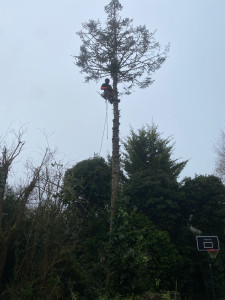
[{"xmin": 196, "ymin": 236, "xmax": 220, "ymax": 251}]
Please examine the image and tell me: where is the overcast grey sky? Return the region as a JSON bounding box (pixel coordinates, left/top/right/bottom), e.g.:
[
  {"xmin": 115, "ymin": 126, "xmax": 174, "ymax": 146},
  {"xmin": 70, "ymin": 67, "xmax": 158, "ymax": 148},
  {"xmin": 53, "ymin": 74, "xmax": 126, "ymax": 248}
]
[{"xmin": 0, "ymin": 0, "xmax": 225, "ymax": 180}]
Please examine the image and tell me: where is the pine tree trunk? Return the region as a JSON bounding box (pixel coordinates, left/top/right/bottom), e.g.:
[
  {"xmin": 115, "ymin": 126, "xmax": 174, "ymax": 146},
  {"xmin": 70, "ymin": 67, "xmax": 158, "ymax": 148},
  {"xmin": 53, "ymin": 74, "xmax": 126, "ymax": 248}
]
[
  {"xmin": 106, "ymin": 82, "xmax": 120, "ymax": 292},
  {"xmin": 109, "ymin": 84, "xmax": 120, "ymax": 233}
]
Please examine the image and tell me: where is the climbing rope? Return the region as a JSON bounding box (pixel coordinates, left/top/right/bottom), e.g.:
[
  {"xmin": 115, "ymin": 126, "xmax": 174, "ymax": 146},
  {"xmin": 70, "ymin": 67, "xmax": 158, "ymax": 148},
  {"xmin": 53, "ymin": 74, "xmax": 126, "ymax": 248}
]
[
  {"xmin": 99, "ymin": 99, "xmax": 109, "ymax": 154},
  {"xmin": 87, "ymin": 99, "xmax": 109, "ymax": 204}
]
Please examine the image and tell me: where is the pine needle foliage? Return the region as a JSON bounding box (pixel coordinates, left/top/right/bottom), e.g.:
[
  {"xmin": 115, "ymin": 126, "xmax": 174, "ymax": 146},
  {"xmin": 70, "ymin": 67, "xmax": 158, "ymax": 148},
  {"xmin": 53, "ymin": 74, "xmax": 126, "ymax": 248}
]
[{"xmin": 75, "ymin": 0, "xmax": 169, "ymax": 95}]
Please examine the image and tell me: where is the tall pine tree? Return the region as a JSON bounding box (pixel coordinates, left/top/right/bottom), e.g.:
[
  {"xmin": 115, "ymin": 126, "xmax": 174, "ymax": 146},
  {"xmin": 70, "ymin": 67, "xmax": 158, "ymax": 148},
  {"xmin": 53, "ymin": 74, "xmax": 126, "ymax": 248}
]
[{"xmin": 75, "ymin": 0, "xmax": 169, "ymax": 232}]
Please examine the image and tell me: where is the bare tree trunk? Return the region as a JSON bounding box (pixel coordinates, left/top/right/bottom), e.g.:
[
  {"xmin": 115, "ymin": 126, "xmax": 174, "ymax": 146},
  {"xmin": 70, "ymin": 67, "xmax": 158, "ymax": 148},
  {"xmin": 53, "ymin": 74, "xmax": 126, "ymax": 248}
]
[
  {"xmin": 0, "ymin": 239, "xmax": 10, "ymax": 282},
  {"xmin": 0, "ymin": 150, "xmax": 9, "ymax": 230},
  {"xmin": 109, "ymin": 82, "xmax": 120, "ymax": 233},
  {"xmin": 106, "ymin": 82, "xmax": 120, "ymax": 292}
]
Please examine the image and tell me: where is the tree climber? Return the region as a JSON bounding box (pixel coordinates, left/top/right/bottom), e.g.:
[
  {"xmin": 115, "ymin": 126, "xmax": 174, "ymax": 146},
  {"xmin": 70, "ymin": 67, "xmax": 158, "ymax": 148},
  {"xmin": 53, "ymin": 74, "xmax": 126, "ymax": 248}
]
[{"xmin": 101, "ymin": 78, "xmax": 114, "ymax": 103}]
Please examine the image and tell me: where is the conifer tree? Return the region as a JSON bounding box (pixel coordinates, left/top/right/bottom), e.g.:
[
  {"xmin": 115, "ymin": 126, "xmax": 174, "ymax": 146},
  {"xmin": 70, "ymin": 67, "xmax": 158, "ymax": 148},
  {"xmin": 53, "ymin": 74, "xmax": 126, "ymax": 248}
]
[
  {"xmin": 75, "ymin": 0, "xmax": 169, "ymax": 231},
  {"xmin": 122, "ymin": 124, "xmax": 187, "ymax": 235}
]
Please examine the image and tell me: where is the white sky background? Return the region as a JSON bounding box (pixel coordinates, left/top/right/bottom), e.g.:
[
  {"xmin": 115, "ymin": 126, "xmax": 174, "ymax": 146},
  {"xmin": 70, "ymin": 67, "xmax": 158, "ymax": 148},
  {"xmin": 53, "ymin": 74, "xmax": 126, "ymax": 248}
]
[{"xmin": 0, "ymin": 0, "xmax": 225, "ymax": 180}]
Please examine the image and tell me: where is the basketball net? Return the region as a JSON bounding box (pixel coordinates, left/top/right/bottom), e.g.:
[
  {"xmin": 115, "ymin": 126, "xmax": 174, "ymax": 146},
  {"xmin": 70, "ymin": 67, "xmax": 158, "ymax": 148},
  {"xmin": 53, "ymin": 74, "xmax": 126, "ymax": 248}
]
[{"xmin": 206, "ymin": 249, "xmax": 219, "ymax": 259}]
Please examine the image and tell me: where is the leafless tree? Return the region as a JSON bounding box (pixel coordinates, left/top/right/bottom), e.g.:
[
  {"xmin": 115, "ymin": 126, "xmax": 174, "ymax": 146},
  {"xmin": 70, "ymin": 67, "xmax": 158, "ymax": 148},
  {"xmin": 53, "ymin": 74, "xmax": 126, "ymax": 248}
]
[
  {"xmin": 214, "ymin": 129, "xmax": 225, "ymax": 183},
  {"xmin": 0, "ymin": 130, "xmax": 51, "ymax": 282}
]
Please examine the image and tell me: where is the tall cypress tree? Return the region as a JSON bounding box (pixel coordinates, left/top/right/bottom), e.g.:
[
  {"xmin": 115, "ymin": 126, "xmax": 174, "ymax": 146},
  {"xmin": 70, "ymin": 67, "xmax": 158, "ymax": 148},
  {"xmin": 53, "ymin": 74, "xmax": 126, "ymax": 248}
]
[
  {"xmin": 75, "ymin": 0, "xmax": 169, "ymax": 232},
  {"xmin": 122, "ymin": 124, "xmax": 187, "ymax": 235}
]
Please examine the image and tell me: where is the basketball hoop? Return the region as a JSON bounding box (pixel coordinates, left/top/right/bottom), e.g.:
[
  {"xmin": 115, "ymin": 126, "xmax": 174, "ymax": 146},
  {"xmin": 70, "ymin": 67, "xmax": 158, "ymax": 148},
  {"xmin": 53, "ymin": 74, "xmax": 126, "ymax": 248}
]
[
  {"xmin": 196, "ymin": 238, "xmax": 220, "ymax": 300},
  {"xmin": 196, "ymin": 236, "xmax": 220, "ymax": 258},
  {"xmin": 206, "ymin": 249, "xmax": 219, "ymax": 259}
]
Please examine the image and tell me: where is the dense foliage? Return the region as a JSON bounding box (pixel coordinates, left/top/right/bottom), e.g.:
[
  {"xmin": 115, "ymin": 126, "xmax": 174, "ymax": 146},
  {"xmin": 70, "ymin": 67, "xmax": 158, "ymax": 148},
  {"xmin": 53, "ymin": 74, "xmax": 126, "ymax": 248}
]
[
  {"xmin": 1, "ymin": 124, "xmax": 225, "ymax": 300},
  {"xmin": 122, "ymin": 124, "xmax": 187, "ymax": 238}
]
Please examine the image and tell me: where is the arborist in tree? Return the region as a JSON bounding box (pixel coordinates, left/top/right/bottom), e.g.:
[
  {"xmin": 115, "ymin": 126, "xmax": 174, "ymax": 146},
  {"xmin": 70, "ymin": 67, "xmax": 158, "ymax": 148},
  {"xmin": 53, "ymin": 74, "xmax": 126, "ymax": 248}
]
[{"xmin": 101, "ymin": 78, "xmax": 114, "ymax": 104}]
